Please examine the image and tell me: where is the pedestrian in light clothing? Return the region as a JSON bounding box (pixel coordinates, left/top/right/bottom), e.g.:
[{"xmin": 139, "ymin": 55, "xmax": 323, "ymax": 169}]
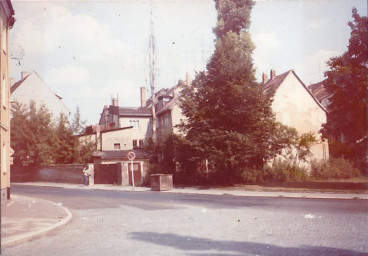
[{"xmin": 83, "ymin": 164, "xmax": 90, "ymax": 186}]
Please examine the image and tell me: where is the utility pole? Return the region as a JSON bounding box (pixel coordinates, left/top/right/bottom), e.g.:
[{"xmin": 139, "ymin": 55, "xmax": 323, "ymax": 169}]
[{"xmin": 149, "ymin": 0, "xmax": 157, "ymax": 145}]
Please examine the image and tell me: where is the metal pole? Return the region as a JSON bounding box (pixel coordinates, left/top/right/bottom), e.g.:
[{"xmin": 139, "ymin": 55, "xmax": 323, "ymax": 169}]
[{"xmin": 131, "ymin": 160, "xmax": 135, "ymax": 190}]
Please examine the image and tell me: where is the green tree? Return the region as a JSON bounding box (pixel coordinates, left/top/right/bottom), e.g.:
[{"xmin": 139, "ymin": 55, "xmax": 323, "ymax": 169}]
[
  {"xmin": 11, "ymin": 101, "xmax": 56, "ymax": 166},
  {"xmin": 322, "ymin": 8, "xmax": 368, "ymax": 171},
  {"xmin": 11, "ymin": 102, "xmax": 95, "ymax": 166},
  {"xmin": 54, "ymin": 113, "xmax": 77, "ymax": 164},
  {"xmin": 10, "ymin": 102, "xmax": 33, "ymax": 166},
  {"xmin": 72, "ymin": 107, "xmax": 86, "ymax": 135},
  {"xmin": 179, "ymin": 0, "xmax": 282, "ymax": 184}
]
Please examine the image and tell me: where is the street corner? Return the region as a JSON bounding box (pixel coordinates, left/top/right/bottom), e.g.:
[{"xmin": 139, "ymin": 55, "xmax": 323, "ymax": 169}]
[{"xmin": 1, "ymin": 195, "xmax": 73, "ymax": 248}]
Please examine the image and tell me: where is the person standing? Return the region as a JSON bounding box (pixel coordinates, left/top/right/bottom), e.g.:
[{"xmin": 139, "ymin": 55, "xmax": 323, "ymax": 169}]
[{"xmin": 83, "ymin": 164, "xmax": 90, "ymax": 186}]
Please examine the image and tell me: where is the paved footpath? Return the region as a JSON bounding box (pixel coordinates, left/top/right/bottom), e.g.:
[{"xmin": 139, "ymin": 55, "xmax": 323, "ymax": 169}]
[{"xmin": 2, "ymin": 182, "xmax": 367, "ymax": 248}]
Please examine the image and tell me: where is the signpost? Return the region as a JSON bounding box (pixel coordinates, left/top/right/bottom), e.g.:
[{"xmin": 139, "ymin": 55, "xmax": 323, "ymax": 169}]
[{"xmin": 127, "ymin": 151, "xmax": 136, "ymax": 190}]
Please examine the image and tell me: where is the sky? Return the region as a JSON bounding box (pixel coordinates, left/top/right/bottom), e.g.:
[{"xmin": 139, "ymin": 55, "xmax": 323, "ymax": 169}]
[{"xmin": 9, "ymin": 0, "xmax": 367, "ymax": 125}]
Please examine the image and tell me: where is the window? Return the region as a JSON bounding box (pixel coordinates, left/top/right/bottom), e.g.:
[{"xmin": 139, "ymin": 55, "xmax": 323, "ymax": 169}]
[
  {"xmin": 2, "ymin": 143, "xmax": 7, "ymax": 174},
  {"xmin": 2, "ymin": 25, "xmax": 6, "ymax": 52},
  {"xmin": 2, "ymin": 75, "xmax": 6, "ymax": 108},
  {"xmin": 133, "ymin": 140, "xmax": 144, "ymax": 148},
  {"xmin": 129, "ymin": 120, "xmax": 140, "ymax": 129},
  {"xmin": 114, "ymin": 143, "xmax": 121, "ymax": 150},
  {"xmin": 133, "ymin": 140, "xmax": 138, "ymax": 148}
]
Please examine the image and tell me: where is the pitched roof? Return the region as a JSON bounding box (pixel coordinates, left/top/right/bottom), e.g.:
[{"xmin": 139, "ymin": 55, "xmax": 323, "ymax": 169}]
[
  {"xmin": 118, "ymin": 106, "xmax": 152, "ymax": 117},
  {"xmin": 156, "ymin": 93, "xmax": 181, "ymax": 116},
  {"xmin": 261, "ymin": 70, "xmax": 327, "ymax": 113},
  {"xmin": 261, "ymin": 70, "xmax": 291, "ymax": 94},
  {"xmin": 80, "ymin": 125, "xmax": 133, "ymax": 136},
  {"xmin": 10, "ymin": 74, "xmax": 30, "ymax": 94},
  {"xmin": 308, "ymin": 81, "xmax": 331, "ymax": 102}
]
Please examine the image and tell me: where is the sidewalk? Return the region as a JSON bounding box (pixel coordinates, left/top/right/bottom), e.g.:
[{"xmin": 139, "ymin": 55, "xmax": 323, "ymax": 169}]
[
  {"xmin": 1, "ymin": 194, "xmax": 72, "ymax": 248},
  {"xmin": 2, "ymin": 182, "xmax": 367, "ymax": 248}
]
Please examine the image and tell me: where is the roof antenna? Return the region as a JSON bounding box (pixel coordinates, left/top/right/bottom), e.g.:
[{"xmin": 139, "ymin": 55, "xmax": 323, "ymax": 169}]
[{"xmin": 149, "ymin": 0, "xmax": 157, "ymax": 145}]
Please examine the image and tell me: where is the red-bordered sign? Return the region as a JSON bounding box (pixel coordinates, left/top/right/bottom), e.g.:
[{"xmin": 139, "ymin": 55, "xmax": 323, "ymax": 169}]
[{"xmin": 127, "ymin": 151, "xmax": 136, "ymax": 161}]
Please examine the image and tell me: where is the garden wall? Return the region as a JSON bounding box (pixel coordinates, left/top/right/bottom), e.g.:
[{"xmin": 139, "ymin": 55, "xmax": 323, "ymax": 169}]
[{"xmin": 11, "ymin": 164, "xmax": 85, "ymax": 184}]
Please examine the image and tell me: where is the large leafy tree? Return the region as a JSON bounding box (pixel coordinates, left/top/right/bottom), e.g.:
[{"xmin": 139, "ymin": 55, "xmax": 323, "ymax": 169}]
[
  {"xmin": 179, "ymin": 0, "xmax": 279, "ymax": 184},
  {"xmin": 322, "ymin": 8, "xmax": 368, "ymax": 170}
]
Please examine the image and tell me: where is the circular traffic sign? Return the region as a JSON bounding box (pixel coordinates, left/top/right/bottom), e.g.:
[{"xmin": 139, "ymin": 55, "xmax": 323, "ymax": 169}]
[{"xmin": 127, "ymin": 151, "xmax": 136, "ymax": 161}]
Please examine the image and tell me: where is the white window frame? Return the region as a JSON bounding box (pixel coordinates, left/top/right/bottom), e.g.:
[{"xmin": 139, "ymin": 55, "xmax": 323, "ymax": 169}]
[
  {"xmin": 2, "ymin": 143, "xmax": 7, "ymax": 174},
  {"xmin": 129, "ymin": 120, "xmax": 140, "ymax": 129},
  {"xmin": 2, "ymin": 25, "xmax": 6, "ymax": 53},
  {"xmin": 2, "ymin": 75, "xmax": 7, "ymax": 108}
]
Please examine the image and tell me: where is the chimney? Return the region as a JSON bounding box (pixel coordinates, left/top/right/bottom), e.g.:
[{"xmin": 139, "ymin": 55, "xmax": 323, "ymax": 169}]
[
  {"xmin": 186, "ymin": 72, "xmax": 192, "ymax": 87},
  {"xmin": 112, "ymin": 97, "xmax": 118, "ymax": 106},
  {"xmin": 262, "ymin": 72, "xmax": 268, "ymax": 84},
  {"xmin": 140, "ymin": 87, "xmax": 146, "ymax": 107},
  {"xmin": 270, "ymin": 69, "xmax": 276, "ymax": 80},
  {"xmin": 21, "ymin": 71, "xmax": 31, "ymax": 79}
]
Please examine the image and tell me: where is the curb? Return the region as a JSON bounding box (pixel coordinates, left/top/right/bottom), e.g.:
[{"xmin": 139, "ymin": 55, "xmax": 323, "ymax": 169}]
[
  {"xmin": 11, "ymin": 182, "xmax": 368, "ymax": 200},
  {"xmin": 2, "ymin": 197, "xmax": 73, "ymax": 248}
]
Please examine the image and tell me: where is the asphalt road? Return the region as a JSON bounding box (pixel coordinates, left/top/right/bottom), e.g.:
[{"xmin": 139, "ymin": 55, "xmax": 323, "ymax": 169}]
[{"xmin": 3, "ymin": 185, "xmax": 368, "ymax": 256}]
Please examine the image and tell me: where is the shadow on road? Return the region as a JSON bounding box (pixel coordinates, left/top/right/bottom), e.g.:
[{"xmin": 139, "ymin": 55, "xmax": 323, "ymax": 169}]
[{"xmin": 129, "ymin": 231, "xmax": 366, "ymax": 256}]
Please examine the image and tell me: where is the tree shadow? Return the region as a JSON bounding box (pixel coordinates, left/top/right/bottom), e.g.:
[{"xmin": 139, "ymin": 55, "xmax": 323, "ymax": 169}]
[{"xmin": 129, "ymin": 231, "xmax": 367, "ymax": 256}]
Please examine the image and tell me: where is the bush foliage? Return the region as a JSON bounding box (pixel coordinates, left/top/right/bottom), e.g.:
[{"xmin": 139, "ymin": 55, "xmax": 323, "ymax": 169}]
[
  {"xmin": 310, "ymin": 157, "xmax": 361, "ymax": 180},
  {"xmin": 241, "ymin": 160, "xmax": 309, "ymax": 184}
]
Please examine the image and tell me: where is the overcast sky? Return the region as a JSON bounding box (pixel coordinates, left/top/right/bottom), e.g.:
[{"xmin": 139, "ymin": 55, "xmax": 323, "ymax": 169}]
[{"xmin": 9, "ymin": 0, "xmax": 367, "ymax": 125}]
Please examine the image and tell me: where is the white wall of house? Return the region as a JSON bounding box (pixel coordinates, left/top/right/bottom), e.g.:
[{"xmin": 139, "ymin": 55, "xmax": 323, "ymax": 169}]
[
  {"xmin": 119, "ymin": 117, "xmax": 152, "ymax": 144},
  {"xmin": 101, "ymin": 129, "xmax": 133, "ymax": 151},
  {"xmin": 171, "ymin": 104, "xmax": 184, "ymax": 135},
  {"xmin": 157, "ymin": 111, "xmax": 172, "ymax": 136},
  {"xmin": 271, "ymin": 72, "xmax": 328, "ymax": 161},
  {"xmin": 11, "ymin": 72, "xmax": 70, "ymax": 120}
]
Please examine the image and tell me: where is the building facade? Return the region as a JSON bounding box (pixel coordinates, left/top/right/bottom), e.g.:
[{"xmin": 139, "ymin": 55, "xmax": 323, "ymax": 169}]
[
  {"xmin": 11, "ymin": 71, "xmax": 70, "ymax": 120},
  {"xmin": 262, "ymin": 70, "xmax": 329, "ymax": 163},
  {"xmin": 0, "ymin": 0, "xmax": 14, "ymax": 200}
]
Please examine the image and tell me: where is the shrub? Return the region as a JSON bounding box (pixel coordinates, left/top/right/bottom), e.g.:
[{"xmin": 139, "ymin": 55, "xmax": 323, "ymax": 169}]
[
  {"xmin": 241, "ymin": 160, "xmax": 309, "ymax": 184},
  {"xmin": 310, "ymin": 157, "xmax": 361, "ymax": 180},
  {"xmin": 241, "ymin": 168, "xmax": 267, "ymax": 184}
]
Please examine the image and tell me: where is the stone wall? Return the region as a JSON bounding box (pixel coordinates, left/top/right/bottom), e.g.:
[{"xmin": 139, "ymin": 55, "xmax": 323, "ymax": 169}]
[{"xmin": 11, "ymin": 164, "xmax": 86, "ymax": 184}]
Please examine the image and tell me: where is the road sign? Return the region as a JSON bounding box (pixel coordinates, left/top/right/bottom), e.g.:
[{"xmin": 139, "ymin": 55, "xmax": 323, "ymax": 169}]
[{"xmin": 127, "ymin": 151, "xmax": 136, "ymax": 161}]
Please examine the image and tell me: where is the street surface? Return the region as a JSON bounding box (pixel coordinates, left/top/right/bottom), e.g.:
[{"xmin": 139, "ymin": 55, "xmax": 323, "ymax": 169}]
[{"xmin": 3, "ymin": 184, "xmax": 368, "ymax": 256}]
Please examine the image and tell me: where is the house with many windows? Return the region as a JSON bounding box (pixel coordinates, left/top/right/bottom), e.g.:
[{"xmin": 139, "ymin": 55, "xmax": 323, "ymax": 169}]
[
  {"xmin": 99, "ymin": 93, "xmax": 153, "ymax": 149},
  {"xmin": 0, "ymin": 0, "xmax": 14, "ymax": 201}
]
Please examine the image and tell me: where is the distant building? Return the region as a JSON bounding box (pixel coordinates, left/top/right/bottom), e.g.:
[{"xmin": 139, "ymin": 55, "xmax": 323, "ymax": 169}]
[
  {"xmin": 308, "ymin": 81, "xmax": 332, "ymax": 109},
  {"xmin": 0, "ymin": 0, "xmax": 15, "ymax": 201},
  {"xmin": 261, "ymin": 69, "xmax": 329, "ymax": 163},
  {"xmin": 155, "ymin": 83, "xmax": 185, "ymax": 139},
  {"xmin": 11, "ymin": 71, "xmax": 70, "ymax": 120},
  {"xmin": 99, "ymin": 94, "xmax": 153, "ymax": 148}
]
